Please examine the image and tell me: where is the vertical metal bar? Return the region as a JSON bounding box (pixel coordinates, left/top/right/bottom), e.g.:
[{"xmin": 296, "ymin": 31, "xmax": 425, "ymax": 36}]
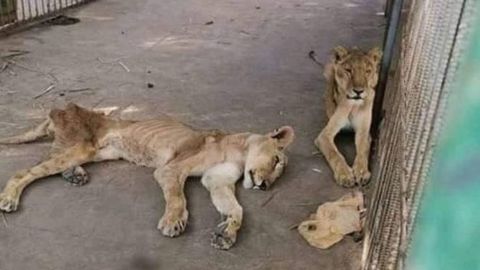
[
  {"xmin": 34, "ymin": 0, "xmax": 39, "ymax": 17},
  {"xmin": 1, "ymin": 0, "xmax": 16, "ymax": 25},
  {"xmin": 20, "ymin": 0, "xmax": 25, "ymax": 21},
  {"xmin": 12, "ymin": 0, "xmax": 19, "ymax": 22},
  {"xmin": 385, "ymin": 0, "xmax": 394, "ymax": 19},
  {"xmin": 14, "ymin": 0, "xmax": 18, "ymax": 21},
  {"xmin": 39, "ymin": 0, "xmax": 46, "ymax": 14},
  {"xmin": 0, "ymin": 0, "xmax": 5, "ymax": 26},
  {"xmin": 371, "ymin": 0, "xmax": 405, "ymax": 138},
  {"xmin": 26, "ymin": 0, "xmax": 32, "ymax": 20},
  {"xmin": 7, "ymin": 0, "xmax": 17, "ymax": 23}
]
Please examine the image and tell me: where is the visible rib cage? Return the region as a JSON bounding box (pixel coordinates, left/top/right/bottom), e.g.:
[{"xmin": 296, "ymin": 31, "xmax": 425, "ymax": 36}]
[{"xmin": 110, "ymin": 119, "xmax": 209, "ymax": 167}]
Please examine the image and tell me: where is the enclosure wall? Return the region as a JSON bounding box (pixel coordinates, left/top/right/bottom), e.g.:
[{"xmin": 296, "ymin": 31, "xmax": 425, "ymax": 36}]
[{"xmin": 362, "ymin": 0, "xmax": 477, "ymax": 269}]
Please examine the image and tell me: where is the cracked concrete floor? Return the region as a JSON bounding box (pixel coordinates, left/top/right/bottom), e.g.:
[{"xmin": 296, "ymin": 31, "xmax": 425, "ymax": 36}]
[{"xmin": 0, "ymin": 0, "xmax": 383, "ymax": 269}]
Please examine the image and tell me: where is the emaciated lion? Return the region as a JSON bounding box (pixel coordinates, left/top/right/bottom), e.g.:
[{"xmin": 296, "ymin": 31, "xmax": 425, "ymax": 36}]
[{"xmin": 0, "ymin": 103, "xmax": 295, "ymax": 250}]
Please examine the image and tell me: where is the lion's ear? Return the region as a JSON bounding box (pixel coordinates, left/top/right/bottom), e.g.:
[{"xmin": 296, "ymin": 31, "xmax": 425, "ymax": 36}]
[
  {"xmin": 333, "ymin": 46, "xmax": 349, "ymax": 62},
  {"xmin": 368, "ymin": 47, "xmax": 383, "ymax": 65},
  {"xmin": 268, "ymin": 126, "xmax": 295, "ymax": 149}
]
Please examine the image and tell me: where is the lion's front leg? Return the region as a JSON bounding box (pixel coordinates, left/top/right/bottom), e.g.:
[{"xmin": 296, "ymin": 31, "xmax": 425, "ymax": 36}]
[
  {"xmin": 315, "ymin": 107, "xmax": 355, "ymax": 187},
  {"xmin": 154, "ymin": 167, "xmax": 189, "ymax": 237},
  {"xmin": 352, "ymin": 140, "xmax": 371, "ymax": 185},
  {"xmin": 0, "ymin": 143, "xmax": 96, "ymax": 212},
  {"xmin": 201, "ymin": 162, "xmax": 243, "ymax": 250},
  {"xmin": 353, "ymin": 115, "xmax": 372, "ymax": 185}
]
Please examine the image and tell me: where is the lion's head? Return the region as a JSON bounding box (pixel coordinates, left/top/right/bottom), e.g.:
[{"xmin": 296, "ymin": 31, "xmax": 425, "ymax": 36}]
[
  {"xmin": 243, "ymin": 126, "xmax": 295, "ymax": 190},
  {"xmin": 326, "ymin": 46, "xmax": 382, "ymax": 102}
]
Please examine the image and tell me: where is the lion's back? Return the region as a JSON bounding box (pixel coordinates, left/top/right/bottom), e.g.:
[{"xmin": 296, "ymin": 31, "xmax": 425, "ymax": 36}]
[{"xmin": 113, "ymin": 119, "xmax": 208, "ymax": 167}]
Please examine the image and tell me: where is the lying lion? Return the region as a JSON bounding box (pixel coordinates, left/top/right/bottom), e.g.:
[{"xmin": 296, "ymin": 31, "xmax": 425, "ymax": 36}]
[
  {"xmin": 0, "ymin": 103, "xmax": 295, "ymax": 250},
  {"xmin": 314, "ymin": 46, "xmax": 382, "ymax": 187}
]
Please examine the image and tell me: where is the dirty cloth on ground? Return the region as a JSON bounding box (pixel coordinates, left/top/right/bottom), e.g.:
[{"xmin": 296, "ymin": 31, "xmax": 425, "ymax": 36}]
[{"xmin": 298, "ymin": 191, "xmax": 364, "ymax": 249}]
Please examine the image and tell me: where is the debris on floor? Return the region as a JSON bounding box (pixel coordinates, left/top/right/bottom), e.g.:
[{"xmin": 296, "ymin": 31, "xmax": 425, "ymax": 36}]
[
  {"xmin": 0, "ymin": 50, "xmax": 29, "ymax": 74},
  {"xmin": 0, "ymin": 49, "xmax": 29, "ymax": 60},
  {"xmin": 297, "ymin": 191, "xmax": 364, "ymax": 249},
  {"xmin": 308, "ymin": 50, "xmax": 324, "ymax": 67},
  {"xmin": 118, "ymin": 61, "xmax": 130, "ymax": 72},
  {"xmin": 42, "ymin": 15, "xmax": 80, "ymax": 26},
  {"xmin": 33, "ymin": 85, "xmax": 55, "ymax": 99}
]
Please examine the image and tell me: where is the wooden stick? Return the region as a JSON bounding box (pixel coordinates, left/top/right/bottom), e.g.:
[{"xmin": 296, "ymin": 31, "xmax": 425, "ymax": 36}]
[
  {"xmin": 118, "ymin": 61, "xmax": 130, "ymax": 72},
  {"xmin": 34, "ymin": 85, "xmax": 55, "ymax": 99},
  {"xmin": 293, "ymin": 201, "xmax": 322, "ymax": 206},
  {"xmin": 0, "ymin": 62, "xmax": 9, "ymax": 73},
  {"xmin": 0, "ymin": 50, "xmax": 29, "ymax": 59},
  {"xmin": 288, "ymin": 223, "xmax": 299, "ymax": 230},
  {"xmin": 66, "ymin": 87, "xmax": 94, "ymax": 93}
]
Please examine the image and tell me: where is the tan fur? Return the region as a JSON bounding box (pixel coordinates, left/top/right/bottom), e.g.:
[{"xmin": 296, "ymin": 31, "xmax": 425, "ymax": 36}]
[
  {"xmin": 314, "ymin": 46, "xmax": 382, "ymax": 187},
  {"xmin": 0, "ymin": 103, "xmax": 294, "ymax": 250}
]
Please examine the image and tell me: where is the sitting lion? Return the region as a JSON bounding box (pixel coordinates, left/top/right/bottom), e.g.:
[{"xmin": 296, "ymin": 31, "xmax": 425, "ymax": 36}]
[
  {"xmin": 314, "ymin": 46, "xmax": 382, "ymax": 187},
  {"xmin": 0, "ymin": 103, "xmax": 295, "ymax": 250}
]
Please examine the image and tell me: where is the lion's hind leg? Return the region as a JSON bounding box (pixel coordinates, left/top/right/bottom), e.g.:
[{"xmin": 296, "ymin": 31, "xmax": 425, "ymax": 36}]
[
  {"xmin": 50, "ymin": 146, "xmax": 90, "ymax": 187},
  {"xmin": 0, "ymin": 143, "xmax": 96, "ymax": 212},
  {"xmin": 201, "ymin": 162, "xmax": 243, "ymax": 250},
  {"xmin": 62, "ymin": 166, "xmax": 89, "ymax": 186}
]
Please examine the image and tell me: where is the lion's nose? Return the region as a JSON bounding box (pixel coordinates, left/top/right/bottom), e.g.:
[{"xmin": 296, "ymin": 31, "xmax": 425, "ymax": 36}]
[
  {"xmin": 259, "ymin": 181, "xmax": 267, "ymax": 190},
  {"xmin": 353, "ymin": 89, "xmax": 364, "ymax": 95}
]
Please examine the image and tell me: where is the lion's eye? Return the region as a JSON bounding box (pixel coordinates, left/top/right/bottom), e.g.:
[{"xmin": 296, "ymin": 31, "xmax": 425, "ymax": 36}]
[{"xmin": 366, "ymin": 69, "xmax": 372, "ymax": 74}]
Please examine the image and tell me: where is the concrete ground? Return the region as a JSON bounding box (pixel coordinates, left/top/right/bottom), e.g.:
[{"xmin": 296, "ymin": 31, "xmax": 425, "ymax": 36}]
[{"xmin": 0, "ymin": 0, "xmax": 383, "ymax": 269}]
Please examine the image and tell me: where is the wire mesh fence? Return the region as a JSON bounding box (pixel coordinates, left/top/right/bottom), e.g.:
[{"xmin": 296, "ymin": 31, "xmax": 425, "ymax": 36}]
[
  {"xmin": 362, "ymin": 0, "xmax": 477, "ymax": 269},
  {"xmin": 0, "ymin": 0, "xmax": 92, "ymax": 32}
]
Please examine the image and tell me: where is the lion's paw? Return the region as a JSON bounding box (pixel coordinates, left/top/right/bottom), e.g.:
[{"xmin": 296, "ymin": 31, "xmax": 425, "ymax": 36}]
[
  {"xmin": 210, "ymin": 222, "xmax": 236, "ymax": 250},
  {"xmin": 62, "ymin": 166, "xmax": 89, "ymax": 186},
  {"xmin": 353, "ymin": 161, "xmax": 371, "ymax": 186},
  {"xmin": 333, "ymin": 164, "xmax": 355, "ymax": 187},
  {"xmin": 157, "ymin": 210, "xmax": 188, "ymax": 237},
  {"xmin": 0, "ymin": 192, "xmax": 19, "ymax": 212}
]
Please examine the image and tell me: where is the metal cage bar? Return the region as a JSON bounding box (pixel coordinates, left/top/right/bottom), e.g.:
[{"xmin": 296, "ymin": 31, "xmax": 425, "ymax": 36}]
[
  {"xmin": 362, "ymin": 0, "xmax": 477, "ymax": 269},
  {"xmin": 0, "ymin": 0, "xmax": 93, "ymax": 33}
]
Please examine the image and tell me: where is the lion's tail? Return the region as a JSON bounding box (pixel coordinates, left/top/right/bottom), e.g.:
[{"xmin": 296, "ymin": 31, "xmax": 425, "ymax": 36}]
[{"xmin": 0, "ymin": 119, "xmax": 52, "ymax": 144}]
